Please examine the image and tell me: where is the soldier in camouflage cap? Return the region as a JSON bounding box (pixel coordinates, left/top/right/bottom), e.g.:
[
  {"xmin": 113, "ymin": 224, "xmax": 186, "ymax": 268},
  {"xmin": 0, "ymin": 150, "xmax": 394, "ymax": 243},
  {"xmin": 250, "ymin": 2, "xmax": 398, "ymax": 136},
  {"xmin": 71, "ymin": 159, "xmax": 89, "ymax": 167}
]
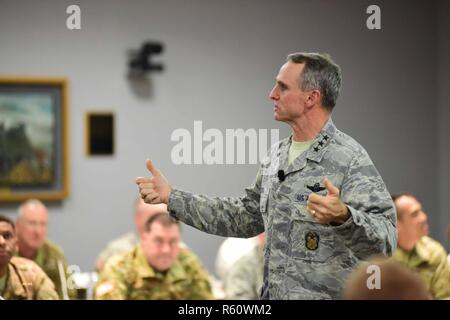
[
  {"xmin": 0, "ymin": 215, "xmax": 58, "ymax": 300},
  {"xmin": 94, "ymin": 213, "xmax": 213, "ymax": 300},
  {"xmin": 136, "ymin": 52, "xmax": 397, "ymax": 299},
  {"xmin": 392, "ymin": 193, "xmax": 450, "ymax": 299}
]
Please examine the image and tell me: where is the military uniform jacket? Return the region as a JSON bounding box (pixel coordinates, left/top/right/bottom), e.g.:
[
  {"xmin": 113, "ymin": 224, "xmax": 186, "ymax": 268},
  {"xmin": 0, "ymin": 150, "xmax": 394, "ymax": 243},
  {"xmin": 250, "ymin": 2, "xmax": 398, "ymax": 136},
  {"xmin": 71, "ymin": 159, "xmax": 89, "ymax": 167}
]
[
  {"xmin": 19, "ymin": 239, "xmax": 75, "ymax": 299},
  {"xmin": 224, "ymin": 244, "xmax": 264, "ymax": 300},
  {"xmin": 2, "ymin": 256, "xmax": 59, "ymax": 300},
  {"xmin": 393, "ymin": 236, "xmax": 450, "ymax": 299},
  {"xmin": 94, "ymin": 245, "xmax": 214, "ymax": 300},
  {"xmin": 168, "ymin": 118, "xmax": 397, "ymax": 299}
]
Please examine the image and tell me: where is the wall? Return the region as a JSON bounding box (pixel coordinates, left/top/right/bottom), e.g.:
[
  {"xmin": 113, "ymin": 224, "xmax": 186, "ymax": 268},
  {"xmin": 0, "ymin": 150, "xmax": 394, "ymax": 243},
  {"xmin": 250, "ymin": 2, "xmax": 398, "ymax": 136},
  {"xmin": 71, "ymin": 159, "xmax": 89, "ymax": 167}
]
[
  {"xmin": 437, "ymin": 0, "xmax": 450, "ymax": 251},
  {"xmin": 0, "ymin": 0, "xmax": 445, "ymax": 274}
]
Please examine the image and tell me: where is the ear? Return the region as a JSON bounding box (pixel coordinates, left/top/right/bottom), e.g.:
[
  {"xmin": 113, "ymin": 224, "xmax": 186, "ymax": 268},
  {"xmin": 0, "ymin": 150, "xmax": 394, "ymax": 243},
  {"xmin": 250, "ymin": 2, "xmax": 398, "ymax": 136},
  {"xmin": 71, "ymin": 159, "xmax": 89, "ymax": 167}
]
[{"xmin": 306, "ymin": 89, "xmax": 321, "ymax": 108}]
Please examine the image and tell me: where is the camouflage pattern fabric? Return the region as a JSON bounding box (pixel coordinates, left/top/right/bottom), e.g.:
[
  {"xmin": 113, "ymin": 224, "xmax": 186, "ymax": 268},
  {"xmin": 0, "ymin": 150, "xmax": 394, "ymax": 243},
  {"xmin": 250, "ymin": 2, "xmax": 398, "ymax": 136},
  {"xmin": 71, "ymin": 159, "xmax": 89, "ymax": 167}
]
[
  {"xmin": 393, "ymin": 236, "xmax": 450, "ymax": 299},
  {"xmin": 168, "ymin": 118, "xmax": 397, "ymax": 299},
  {"xmin": 94, "ymin": 245, "xmax": 214, "ymax": 300},
  {"xmin": 19, "ymin": 239, "xmax": 75, "ymax": 299},
  {"xmin": 2, "ymin": 256, "xmax": 59, "ymax": 300},
  {"xmin": 224, "ymin": 244, "xmax": 264, "ymax": 299}
]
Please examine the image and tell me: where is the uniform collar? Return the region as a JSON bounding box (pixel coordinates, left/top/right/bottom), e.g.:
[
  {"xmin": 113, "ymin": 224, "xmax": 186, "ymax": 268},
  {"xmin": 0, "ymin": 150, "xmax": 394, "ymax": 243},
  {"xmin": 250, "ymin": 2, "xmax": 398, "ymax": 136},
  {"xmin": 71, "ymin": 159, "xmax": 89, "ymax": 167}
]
[
  {"xmin": 134, "ymin": 245, "xmax": 187, "ymax": 282},
  {"xmin": 5, "ymin": 259, "xmax": 29, "ymax": 299},
  {"xmin": 280, "ymin": 117, "xmax": 336, "ymax": 175},
  {"xmin": 394, "ymin": 237, "xmax": 431, "ymax": 268}
]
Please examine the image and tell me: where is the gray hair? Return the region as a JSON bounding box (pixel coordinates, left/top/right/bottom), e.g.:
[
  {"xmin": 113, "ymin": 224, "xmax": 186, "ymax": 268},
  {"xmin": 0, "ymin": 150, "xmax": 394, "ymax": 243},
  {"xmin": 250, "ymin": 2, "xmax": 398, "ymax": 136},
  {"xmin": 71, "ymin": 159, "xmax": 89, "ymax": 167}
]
[
  {"xmin": 287, "ymin": 52, "xmax": 342, "ymax": 112},
  {"xmin": 17, "ymin": 199, "xmax": 46, "ymax": 219}
]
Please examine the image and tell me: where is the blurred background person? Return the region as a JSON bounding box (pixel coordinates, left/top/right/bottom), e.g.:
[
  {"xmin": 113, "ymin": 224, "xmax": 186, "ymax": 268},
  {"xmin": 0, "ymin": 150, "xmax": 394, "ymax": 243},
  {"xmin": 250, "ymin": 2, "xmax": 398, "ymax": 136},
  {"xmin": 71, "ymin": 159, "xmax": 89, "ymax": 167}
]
[
  {"xmin": 15, "ymin": 199, "xmax": 75, "ymax": 299},
  {"xmin": 343, "ymin": 257, "xmax": 431, "ymax": 300},
  {"xmin": 391, "ymin": 193, "xmax": 450, "ymax": 299},
  {"xmin": 96, "ymin": 198, "xmax": 168, "ymax": 272},
  {"xmin": 215, "ymin": 236, "xmax": 258, "ymax": 283},
  {"xmin": 96, "ymin": 198, "xmax": 223, "ymax": 298},
  {"xmin": 94, "ymin": 213, "xmax": 213, "ymax": 300},
  {"xmin": 0, "ymin": 214, "xmax": 58, "ymax": 300},
  {"xmin": 224, "ymin": 232, "xmax": 265, "ymax": 299}
]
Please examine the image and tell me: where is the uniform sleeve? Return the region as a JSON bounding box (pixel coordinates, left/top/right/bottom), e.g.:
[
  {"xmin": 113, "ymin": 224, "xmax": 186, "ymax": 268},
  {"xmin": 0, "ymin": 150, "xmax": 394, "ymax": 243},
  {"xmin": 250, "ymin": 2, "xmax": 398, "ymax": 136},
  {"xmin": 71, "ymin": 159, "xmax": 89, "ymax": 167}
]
[
  {"xmin": 430, "ymin": 250, "xmax": 450, "ymax": 299},
  {"xmin": 94, "ymin": 258, "xmax": 129, "ymax": 300},
  {"xmin": 33, "ymin": 265, "xmax": 59, "ymax": 300},
  {"xmin": 180, "ymin": 250, "xmax": 215, "ymax": 300},
  {"xmin": 167, "ymin": 168, "xmax": 265, "ymax": 238},
  {"xmin": 333, "ymin": 153, "xmax": 398, "ymax": 260},
  {"xmin": 224, "ymin": 253, "xmax": 259, "ymax": 300}
]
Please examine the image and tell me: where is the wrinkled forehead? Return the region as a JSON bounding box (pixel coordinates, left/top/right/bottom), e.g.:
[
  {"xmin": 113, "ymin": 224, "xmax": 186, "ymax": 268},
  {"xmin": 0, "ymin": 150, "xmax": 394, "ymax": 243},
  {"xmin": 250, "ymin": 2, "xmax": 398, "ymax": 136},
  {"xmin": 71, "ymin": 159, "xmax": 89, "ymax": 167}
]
[
  {"xmin": 396, "ymin": 196, "xmax": 421, "ymax": 217},
  {"xmin": 148, "ymin": 222, "xmax": 180, "ymax": 238},
  {"xmin": 276, "ymin": 61, "xmax": 305, "ymax": 84},
  {"xmin": 20, "ymin": 205, "xmax": 48, "ymax": 221}
]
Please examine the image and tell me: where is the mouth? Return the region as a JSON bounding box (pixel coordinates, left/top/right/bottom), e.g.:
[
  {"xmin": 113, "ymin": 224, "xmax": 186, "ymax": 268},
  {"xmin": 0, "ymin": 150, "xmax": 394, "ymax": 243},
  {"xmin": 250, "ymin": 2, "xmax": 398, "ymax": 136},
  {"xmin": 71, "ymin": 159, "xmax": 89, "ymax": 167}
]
[{"xmin": 0, "ymin": 250, "xmax": 9, "ymax": 256}]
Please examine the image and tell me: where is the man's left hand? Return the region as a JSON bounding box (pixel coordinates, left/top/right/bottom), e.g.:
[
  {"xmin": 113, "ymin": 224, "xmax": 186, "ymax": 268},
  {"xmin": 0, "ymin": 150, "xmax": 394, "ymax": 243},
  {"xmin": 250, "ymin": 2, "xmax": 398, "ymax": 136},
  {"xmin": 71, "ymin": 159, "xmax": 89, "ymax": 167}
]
[{"xmin": 307, "ymin": 178, "xmax": 349, "ymax": 225}]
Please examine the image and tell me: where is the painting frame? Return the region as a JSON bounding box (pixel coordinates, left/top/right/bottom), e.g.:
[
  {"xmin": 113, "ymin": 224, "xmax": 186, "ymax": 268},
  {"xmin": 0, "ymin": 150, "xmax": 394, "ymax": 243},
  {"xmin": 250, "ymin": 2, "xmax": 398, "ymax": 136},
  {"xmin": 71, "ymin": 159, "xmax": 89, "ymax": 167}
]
[{"xmin": 0, "ymin": 77, "xmax": 69, "ymax": 202}]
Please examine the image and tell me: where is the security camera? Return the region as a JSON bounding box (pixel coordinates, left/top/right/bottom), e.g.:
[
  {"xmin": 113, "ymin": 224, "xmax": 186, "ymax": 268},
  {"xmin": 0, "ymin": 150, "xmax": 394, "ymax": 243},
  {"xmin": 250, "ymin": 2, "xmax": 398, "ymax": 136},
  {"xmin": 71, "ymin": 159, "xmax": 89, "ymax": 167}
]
[{"xmin": 128, "ymin": 41, "xmax": 164, "ymax": 76}]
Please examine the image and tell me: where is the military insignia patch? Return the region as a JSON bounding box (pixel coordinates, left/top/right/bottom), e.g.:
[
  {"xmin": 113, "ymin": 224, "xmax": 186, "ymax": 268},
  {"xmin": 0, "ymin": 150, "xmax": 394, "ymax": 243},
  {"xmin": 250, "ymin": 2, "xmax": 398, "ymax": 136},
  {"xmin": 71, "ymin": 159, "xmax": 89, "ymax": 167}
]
[
  {"xmin": 305, "ymin": 231, "xmax": 319, "ymax": 251},
  {"xmin": 306, "ymin": 183, "xmax": 326, "ymax": 193}
]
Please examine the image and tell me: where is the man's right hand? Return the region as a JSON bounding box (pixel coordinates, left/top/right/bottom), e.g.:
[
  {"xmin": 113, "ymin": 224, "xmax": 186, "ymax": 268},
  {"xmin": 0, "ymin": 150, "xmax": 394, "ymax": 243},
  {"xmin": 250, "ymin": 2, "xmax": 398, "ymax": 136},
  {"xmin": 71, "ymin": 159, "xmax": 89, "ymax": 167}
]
[{"xmin": 136, "ymin": 159, "xmax": 172, "ymax": 204}]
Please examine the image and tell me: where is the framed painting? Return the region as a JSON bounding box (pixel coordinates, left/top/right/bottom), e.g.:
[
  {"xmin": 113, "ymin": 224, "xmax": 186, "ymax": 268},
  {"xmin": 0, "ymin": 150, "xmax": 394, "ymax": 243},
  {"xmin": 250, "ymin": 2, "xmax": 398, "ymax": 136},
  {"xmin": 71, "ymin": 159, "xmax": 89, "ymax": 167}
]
[{"xmin": 0, "ymin": 78, "xmax": 69, "ymax": 202}]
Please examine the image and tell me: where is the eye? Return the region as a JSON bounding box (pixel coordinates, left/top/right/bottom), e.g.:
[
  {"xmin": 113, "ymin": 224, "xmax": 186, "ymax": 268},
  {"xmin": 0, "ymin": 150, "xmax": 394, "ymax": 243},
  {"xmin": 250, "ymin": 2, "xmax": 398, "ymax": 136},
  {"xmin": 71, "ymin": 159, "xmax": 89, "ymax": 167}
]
[{"xmin": 1, "ymin": 232, "xmax": 13, "ymax": 240}]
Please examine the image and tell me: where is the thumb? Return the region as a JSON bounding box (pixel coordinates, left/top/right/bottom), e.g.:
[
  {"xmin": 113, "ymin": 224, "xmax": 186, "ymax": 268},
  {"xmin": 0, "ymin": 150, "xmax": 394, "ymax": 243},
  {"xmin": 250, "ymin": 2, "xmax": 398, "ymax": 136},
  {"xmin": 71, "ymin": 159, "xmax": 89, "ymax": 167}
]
[
  {"xmin": 324, "ymin": 178, "xmax": 339, "ymax": 197},
  {"xmin": 146, "ymin": 159, "xmax": 159, "ymax": 176}
]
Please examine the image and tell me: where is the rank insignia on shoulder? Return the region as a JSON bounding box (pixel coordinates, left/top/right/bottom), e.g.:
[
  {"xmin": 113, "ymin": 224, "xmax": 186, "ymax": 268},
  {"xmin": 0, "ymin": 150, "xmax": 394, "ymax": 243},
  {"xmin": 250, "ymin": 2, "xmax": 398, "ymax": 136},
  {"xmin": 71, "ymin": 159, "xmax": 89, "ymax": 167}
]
[
  {"xmin": 306, "ymin": 182, "xmax": 325, "ymax": 193},
  {"xmin": 305, "ymin": 231, "xmax": 319, "ymax": 251}
]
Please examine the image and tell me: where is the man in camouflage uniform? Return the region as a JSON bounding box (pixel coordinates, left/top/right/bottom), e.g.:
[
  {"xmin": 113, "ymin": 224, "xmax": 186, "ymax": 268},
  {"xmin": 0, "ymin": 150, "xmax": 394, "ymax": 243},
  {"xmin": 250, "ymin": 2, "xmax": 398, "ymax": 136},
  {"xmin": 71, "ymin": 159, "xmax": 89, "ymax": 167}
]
[
  {"xmin": 136, "ymin": 52, "xmax": 397, "ymax": 299},
  {"xmin": 94, "ymin": 213, "xmax": 213, "ymax": 300},
  {"xmin": 392, "ymin": 193, "xmax": 450, "ymax": 299},
  {"xmin": 15, "ymin": 199, "xmax": 75, "ymax": 299},
  {"xmin": 0, "ymin": 215, "xmax": 58, "ymax": 300},
  {"xmin": 224, "ymin": 233, "xmax": 265, "ymax": 299},
  {"xmin": 95, "ymin": 199, "xmax": 169, "ymax": 272}
]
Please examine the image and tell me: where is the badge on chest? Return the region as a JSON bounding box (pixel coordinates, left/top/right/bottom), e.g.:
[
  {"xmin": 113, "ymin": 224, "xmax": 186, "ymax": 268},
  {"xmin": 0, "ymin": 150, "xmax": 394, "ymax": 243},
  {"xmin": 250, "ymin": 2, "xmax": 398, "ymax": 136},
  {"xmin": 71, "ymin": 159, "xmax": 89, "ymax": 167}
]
[{"xmin": 305, "ymin": 231, "xmax": 320, "ymax": 251}]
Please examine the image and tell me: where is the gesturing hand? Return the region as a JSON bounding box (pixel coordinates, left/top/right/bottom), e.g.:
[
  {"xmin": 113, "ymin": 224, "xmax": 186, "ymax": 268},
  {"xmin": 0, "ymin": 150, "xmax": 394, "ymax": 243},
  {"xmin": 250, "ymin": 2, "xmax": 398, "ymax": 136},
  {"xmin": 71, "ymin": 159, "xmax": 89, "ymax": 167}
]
[
  {"xmin": 136, "ymin": 159, "xmax": 172, "ymax": 204},
  {"xmin": 306, "ymin": 178, "xmax": 349, "ymax": 225}
]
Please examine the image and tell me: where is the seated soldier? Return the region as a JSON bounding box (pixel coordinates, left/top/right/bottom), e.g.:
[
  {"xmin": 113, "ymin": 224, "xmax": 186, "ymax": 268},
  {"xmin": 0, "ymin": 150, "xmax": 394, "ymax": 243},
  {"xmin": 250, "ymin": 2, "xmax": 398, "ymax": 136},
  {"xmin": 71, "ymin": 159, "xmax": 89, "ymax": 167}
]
[
  {"xmin": 95, "ymin": 198, "xmax": 169, "ymax": 272},
  {"xmin": 391, "ymin": 193, "xmax": 450, "ymax": 299},
  {"xmin": 0, "ymin": 215, "xmax": 58, "ymax": 300},
  {"xmin": 94, "ymin": 213, "xmax": 214, "ymax": 300},
  {"xmin": 224, "ymin": 232, "xmax": 265, "ymax": 299},
  {"xmin": 15, "ymin": 199, "xmax": 75, "ymax": 299}
]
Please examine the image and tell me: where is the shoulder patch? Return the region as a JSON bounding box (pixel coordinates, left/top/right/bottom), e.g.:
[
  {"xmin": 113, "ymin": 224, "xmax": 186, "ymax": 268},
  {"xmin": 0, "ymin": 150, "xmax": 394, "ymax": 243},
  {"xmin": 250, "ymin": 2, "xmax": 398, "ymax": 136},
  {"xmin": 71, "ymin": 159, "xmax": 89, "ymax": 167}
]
[{"xmin": 95, "ymin": 282, "xmax": 114, "ymax": 297}]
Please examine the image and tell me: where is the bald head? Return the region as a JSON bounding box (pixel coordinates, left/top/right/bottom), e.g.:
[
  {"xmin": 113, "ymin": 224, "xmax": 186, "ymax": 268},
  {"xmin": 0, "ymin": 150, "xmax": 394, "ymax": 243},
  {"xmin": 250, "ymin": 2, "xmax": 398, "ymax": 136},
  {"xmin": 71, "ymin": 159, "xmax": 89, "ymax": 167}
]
[
  {"xmin": 134, "ymin": 199, "xmax": 168, "ymax": 236},
  {"xmin": 16, "ymin": 199, "xmax": 48, "ymax": 252}
]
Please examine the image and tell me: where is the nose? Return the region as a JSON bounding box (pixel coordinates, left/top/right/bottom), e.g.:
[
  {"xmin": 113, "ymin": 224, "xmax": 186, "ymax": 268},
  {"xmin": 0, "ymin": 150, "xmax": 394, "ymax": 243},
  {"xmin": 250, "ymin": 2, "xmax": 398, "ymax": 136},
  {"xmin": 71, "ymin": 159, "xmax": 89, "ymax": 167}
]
[
  {"xmin": 269, "ymin": 86, "xmax": 279, "ymax": 101},
  {"xmin": 420, "ymin": 211, "xmax": 428, "ymax": 223},
  {"xmin": 0, "ymin": 235, "xmax": 5, "ymax": 246},
  {"xmin": 160, "ymin": 243, "xmax": 171, "ymax": 254}
]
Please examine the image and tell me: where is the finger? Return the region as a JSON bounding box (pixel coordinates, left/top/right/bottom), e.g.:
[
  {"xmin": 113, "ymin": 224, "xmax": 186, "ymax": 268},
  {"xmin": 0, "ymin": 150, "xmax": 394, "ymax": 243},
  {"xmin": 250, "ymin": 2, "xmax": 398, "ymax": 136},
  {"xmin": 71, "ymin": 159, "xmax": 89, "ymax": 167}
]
[
  {"xmin": 144, "ymin": 192, "xmax": 159, "ymax": 204},
  {"xmin": 146, "ymin": 159, "xmax": 159, "ymax": 176},
  {"xmin": 307, "ymin": 202, "xmax": 327, "ymax": 215},
  {"xmin": 136, "ymin": 176, "xmax": 152, "ymax": 184},
  {"xmin": 308, "ymin": 193, "xmax": 327, "ymax": 205},
  {"xmin": 140, "ymin": 188, "xmax": 155, "ymax": 198},
  {"xmin": 324, "ymin": 178, "xmax": 339, "ymax": 197},
  {"xmin": 138, "ymin": 183, "xmax": 154, "ymax": 190}
]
